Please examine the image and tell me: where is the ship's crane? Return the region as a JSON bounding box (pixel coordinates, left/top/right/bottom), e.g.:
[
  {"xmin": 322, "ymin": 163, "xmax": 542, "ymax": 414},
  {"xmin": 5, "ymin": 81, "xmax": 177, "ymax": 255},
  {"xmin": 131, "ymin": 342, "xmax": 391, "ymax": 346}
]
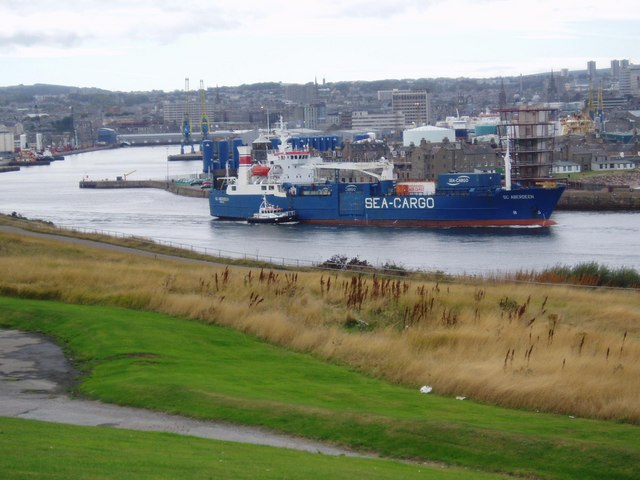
[
  {"xmin": 199, "ymin": 80, "xmax": 210, "ymax": 141},
  {"xmin": 181, "ymin": 78, "xmax": 194, "ymax": 155},
  {"xmin": 123, "ymin": 170, "xmax": 136, "ymax": 180}
]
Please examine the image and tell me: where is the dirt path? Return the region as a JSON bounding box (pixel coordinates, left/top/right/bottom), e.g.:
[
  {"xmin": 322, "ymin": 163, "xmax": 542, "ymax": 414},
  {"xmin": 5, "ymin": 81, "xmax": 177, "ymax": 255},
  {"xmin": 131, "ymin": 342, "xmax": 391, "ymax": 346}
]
[{"xmin": 0, "ymin": 329, "xmax": 362, "ymax": 457}]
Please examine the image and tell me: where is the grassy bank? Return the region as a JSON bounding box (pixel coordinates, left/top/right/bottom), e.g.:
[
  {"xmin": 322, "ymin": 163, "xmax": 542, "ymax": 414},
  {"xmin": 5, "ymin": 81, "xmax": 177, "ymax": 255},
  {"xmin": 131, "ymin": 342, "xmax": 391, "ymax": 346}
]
[
  {"xmin": 1, "ymin": 221, "xmax": 638, "ymax": 423},
  {"xmin": 1, "ymin": 418, "xmax": 506, "ymax": 480},
  {"xmin": 2, "ymin": 296, "xmax": 639, "ymax": 479}
]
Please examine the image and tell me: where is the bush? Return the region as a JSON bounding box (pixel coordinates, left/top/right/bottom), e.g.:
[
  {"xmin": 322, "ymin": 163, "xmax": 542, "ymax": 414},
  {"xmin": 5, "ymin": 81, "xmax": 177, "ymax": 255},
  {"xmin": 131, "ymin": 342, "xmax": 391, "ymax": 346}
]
[
  {"xmin": 531, "ymin": 262, "xmax": 640, "ymax": 288},
  {"xmin": 320, "ymin": 254, "xmax": 370, "ymax": 271},
  {"xmin": 320, "ymin": 254, "xmax": 349, "ymax": 270}
]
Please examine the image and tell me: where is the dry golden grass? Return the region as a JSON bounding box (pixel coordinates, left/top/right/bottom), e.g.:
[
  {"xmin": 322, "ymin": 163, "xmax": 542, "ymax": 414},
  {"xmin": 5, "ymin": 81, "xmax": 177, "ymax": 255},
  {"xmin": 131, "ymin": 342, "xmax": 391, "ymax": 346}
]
[{"xmin": 1, "ymin": 227, "xmax": 639, "ymax": 422}]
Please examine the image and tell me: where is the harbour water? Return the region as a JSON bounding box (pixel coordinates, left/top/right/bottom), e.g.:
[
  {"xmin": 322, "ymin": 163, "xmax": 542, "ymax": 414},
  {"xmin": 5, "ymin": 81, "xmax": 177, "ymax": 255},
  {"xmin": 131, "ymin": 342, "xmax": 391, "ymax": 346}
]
[{"xmin": 1, "ymin": 146, "xmax": 639, "ymax": 276}]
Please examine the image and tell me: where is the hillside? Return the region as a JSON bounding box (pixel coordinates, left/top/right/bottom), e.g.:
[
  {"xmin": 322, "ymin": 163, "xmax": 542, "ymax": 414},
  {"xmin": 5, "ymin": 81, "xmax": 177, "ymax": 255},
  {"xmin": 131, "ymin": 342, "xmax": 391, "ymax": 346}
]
[{"xmin": 1, "ymin": 217, "xmax": 639, "ymax": 479}]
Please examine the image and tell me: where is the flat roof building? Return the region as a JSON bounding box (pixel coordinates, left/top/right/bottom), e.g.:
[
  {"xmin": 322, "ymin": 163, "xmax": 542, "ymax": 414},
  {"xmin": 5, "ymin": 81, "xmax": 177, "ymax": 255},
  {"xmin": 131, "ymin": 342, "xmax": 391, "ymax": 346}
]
[
  {"xmin": 403, "ymin": 125, "xmax": 455, "ymax": 147},
  {"xmin": 392, "ymin": 90, "xmax": 430, "ymax": 126}
]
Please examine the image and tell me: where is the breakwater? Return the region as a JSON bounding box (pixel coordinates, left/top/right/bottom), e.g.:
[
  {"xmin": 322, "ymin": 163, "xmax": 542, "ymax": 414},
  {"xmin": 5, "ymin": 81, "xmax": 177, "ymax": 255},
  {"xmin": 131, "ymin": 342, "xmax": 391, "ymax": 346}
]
[{"xmin": 79, "ymin": 179, "xmax": 209, "ymax": 198}]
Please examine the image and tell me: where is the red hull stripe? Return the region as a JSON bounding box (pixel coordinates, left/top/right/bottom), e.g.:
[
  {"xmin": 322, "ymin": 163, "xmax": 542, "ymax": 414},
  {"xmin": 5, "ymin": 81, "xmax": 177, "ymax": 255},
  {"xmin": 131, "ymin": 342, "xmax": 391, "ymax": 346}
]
[{"xmin": 300, "ymin": 218, "xmax": 557, "ymax": 227}]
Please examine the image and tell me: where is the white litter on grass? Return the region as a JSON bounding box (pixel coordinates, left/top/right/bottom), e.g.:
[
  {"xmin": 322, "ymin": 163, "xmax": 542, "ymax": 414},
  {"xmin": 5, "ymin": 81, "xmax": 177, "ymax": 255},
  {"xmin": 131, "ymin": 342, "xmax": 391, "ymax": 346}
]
[{"xmin": 419, "ymin": 385, "xmax": 432, "ymax": 394}]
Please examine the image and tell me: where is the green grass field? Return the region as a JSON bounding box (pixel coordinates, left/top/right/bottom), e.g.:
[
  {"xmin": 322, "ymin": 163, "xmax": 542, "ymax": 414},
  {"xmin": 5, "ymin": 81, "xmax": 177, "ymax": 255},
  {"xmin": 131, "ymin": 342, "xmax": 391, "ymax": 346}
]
[
  {"xmin": 0, "ymin": 417, "xmax": 507, "ymax": 480},
  {"xmin": 2, "ymin": 296, "xmax": 639, "ymax": 480}
]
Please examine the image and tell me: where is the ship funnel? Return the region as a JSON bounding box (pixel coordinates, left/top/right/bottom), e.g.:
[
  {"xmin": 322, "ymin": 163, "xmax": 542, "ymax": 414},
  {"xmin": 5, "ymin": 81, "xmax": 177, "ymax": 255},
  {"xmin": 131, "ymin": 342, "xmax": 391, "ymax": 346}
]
[{"xmin": 237, "ymin": 145, "xmax": 252, "ymax": 185}]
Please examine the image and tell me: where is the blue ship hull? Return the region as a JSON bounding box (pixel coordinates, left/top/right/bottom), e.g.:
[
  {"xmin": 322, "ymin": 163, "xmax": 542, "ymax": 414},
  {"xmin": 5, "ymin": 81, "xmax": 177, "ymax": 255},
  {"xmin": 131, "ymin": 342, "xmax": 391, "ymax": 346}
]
[{"xmin": 209, "ymin": 180, "xmax": 565, "ymax": 227}]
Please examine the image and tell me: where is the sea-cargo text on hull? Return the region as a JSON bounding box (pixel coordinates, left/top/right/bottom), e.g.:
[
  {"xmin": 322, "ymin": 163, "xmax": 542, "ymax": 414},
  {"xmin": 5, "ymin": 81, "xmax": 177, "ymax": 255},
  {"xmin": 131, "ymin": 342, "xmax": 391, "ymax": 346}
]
[{"xmin": 365, "ymin": 197, "xmax": 435, "ymax": 209}]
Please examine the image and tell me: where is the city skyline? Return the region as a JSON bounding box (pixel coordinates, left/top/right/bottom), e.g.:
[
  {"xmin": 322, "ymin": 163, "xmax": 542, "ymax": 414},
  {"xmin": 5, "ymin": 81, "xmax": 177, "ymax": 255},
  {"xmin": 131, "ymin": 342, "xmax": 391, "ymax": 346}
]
[{"xmin": 1, "ymin": 0, "xmax": 638, "ymax": 92}]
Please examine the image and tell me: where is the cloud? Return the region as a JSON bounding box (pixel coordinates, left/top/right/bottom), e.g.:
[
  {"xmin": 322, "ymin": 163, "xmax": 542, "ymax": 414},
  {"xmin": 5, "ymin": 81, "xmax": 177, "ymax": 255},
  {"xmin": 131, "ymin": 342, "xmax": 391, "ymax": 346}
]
[
  {"xmin": 0, "ymin": 32, "xmax": 87, "ymax": 48},
  {"xmin": 1, "ymin": 0, "xmax": 638, "ymax": 90},
  {"xmin": 330, "ymin": 0, "xmax": 430, "ymax": 19},
  {"xmin": 0, "ymin": 1, "xmax": 238, "ymax": 51}
]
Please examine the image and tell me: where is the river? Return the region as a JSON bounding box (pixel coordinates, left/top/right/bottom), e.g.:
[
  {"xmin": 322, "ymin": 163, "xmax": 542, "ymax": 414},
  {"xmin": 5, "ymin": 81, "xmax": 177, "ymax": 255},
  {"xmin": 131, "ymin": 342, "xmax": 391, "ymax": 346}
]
[{"xmin": 1, "ymin": 146, "xmax": 639, "ymax": 275}]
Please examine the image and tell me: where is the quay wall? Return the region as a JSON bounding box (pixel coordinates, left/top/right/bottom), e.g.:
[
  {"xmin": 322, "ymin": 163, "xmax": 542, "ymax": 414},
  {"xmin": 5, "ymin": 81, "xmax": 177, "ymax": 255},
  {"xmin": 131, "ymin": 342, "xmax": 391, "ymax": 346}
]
[
  {"xmin": 557, "ymin": 190, "xmax": 640, "ymax": 211},
  {"xmin": 79, "ymin": 180, "xmax": 208, "ymax": 198}
]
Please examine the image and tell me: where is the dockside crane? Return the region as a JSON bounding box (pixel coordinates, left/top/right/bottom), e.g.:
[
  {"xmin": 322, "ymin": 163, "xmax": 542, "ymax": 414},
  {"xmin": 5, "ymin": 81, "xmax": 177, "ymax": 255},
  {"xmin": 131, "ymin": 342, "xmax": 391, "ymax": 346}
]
[
  {"xmin": 199, "ymin": 80, "xmax": 210, "ymax": 141},
  {"xmin": 587, "ymin": 82, "xmax": 595, "ymax": 120},
  {"xmin": 119, "ymin": 170, "xmax": 136, "ymax": 181},
  {"xmin": 597, "ymin": 80, "xmax": 604, "ymax": 128},
  {"xmin": 181, "ymin": 78, "xmax": 194, "ymax": 155}
]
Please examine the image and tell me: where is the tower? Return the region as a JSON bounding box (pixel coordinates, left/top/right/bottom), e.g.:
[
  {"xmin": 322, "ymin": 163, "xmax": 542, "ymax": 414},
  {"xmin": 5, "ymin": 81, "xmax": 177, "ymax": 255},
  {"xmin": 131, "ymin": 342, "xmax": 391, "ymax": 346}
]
[
  {"xmin": 498, "ymin": 78, "xmax": 507, "ymax": 109},
  {"xmin": 587, "ymin": 60, "xmax": 597, "ymax": 81},
  {"xmin": 611, "ymin": 59, "xmax": 620, "ymax": 80}
]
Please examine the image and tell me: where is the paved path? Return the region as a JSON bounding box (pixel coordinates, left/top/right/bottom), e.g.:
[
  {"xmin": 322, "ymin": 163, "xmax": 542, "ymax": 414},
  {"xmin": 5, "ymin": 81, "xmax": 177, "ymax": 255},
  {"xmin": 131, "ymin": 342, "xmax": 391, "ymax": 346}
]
[
  {"xmin": 0, "ymin": 329, "xmax": 361, "ymax": 457},
  {"xmin": 0, "ymin": 225, "xmax": 218, "ymax": 266},
  {"xmin": 0, "ymin": 225, "xmax": 360, "ymax": 456}
]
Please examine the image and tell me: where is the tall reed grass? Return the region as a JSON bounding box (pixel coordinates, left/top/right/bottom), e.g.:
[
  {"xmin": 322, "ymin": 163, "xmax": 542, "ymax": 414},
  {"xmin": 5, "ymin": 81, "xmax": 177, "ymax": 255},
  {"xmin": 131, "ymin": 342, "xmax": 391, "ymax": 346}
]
[
  {"xmin": 512, "ymin": 261, "xmax": 640, "ymax": 288},
  {"xmin": 1, "ymin": 228, "xmax": 639, "ymax": 422}
]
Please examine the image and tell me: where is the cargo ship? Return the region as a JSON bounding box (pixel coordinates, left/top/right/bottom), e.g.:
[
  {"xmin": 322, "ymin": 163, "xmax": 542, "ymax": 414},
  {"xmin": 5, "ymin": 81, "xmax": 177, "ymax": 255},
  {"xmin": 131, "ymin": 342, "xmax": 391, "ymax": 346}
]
[{"xmin": 209, "ymin": 125, "xmax": 565, "ymax": 227}]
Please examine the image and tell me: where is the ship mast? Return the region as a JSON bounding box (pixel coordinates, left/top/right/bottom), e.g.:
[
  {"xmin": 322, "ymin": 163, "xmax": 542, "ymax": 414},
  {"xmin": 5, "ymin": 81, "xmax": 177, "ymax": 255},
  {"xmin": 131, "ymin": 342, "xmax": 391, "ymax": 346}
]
[{"xmin": 504, "ymin": 135, "xmax": 512, "ymax": 191}]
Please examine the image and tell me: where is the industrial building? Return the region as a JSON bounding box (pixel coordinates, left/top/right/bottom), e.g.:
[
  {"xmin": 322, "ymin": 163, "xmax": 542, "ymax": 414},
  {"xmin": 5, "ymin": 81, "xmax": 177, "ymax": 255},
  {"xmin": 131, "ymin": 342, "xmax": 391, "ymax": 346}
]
[
  {"xmin": 350, "ymin": 111, "xmax": 405, "ymax": 133},
  {"xmin": 0, "ymin": 125, "xmax": 14, "ymax": 154},
  {"xmin": 97, "ymin": 128, "xmax": 118, "ymax": 145},
  {"xmin": 402, "ymin": 125, "xmax": 455, "ymax": 147},
  {"xmin": 163, "ymin": 102, "xmax": 217, "ymax": 127}
]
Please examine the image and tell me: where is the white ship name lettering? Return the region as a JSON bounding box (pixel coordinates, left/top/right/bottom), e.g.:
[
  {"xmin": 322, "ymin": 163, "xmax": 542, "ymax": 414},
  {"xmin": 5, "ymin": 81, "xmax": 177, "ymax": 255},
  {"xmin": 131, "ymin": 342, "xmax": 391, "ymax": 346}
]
[
  {"xmin": 365, "ymin": 197, "xmax": 435, "ymax": 209},
  {"xmin": 503, "ymin": 194, "xmax": 535, "ymax": 200}
]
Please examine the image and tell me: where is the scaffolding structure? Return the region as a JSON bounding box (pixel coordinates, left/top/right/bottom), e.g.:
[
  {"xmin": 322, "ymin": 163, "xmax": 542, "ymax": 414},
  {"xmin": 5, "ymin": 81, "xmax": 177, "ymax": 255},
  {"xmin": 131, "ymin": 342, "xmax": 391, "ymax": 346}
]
[{"xmin": 497, "ymin": 107, "xmax": 557, "ymax": 180}]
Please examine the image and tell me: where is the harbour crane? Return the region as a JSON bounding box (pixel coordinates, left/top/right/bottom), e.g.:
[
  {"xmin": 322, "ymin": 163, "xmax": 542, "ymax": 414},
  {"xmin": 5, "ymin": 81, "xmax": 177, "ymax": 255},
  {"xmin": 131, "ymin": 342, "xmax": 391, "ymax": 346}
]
[
  {"xmin": 597, "ymin": 80, "xmax": 604, "ymax": 128},
  {"xmin": 199, "ymin": 79, "xmax": 210, "ymax": 141},
  {"xmin": 181, "ymin": 78, "xmax": 194, "ymax": 155},
  {"xmin": 587, "ymin": 82, "xmax": 595, "ymax": 120},
  {"xmin": 123, "ymin": 170, "xmax": 136, "ymax": 180}
]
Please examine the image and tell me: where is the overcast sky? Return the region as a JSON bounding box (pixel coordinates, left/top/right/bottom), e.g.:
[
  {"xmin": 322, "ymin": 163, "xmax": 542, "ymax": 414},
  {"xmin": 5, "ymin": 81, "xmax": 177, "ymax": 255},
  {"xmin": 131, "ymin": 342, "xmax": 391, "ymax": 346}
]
[{"xmin": 1, "ymin": 0, "xmax": 638, "ymax": 92}]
